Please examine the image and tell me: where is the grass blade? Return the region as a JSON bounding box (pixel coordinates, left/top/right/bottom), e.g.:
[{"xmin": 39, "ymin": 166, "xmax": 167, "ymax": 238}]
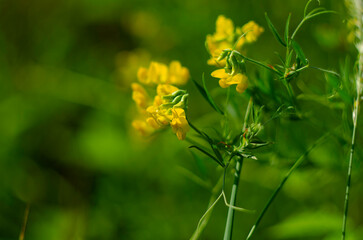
[{"xmin": 291, "ymin": 40, "xmax": 308, "ymax": 66}]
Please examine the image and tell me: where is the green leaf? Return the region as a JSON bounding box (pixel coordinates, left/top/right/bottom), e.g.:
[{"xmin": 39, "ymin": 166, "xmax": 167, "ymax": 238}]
[
  {"xmin": 189, "ymin": 145, "xmax": 225, "ymax": 167},
  {"xmin": 291, "ymin": 40, "xmax": 308, "ymax": 66},
  {"xmin": 265, "ymin": 13, "xmax": 286, "ymax": 47},
  {"xmin": 210, "ymin": 143, "xmax": 224, "ymax": 164},
  {"xmin": 284, "ymin": 13, "xmax": 291, "ymax": 44},
  {"xmin": 192, "ymin": 74, "xmax": 224, "ymax": 115}
]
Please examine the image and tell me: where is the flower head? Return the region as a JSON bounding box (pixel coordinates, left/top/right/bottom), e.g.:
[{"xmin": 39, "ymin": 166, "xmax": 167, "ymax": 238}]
[
  {"xmin": 137, "ymin": 61, "xmax": 189, "ymax": 86},
  {"xmin": 238, "ymin": 21, "xmax": 264, "ymax": 43},
  {"xmin": 131, "ymin": 61, "xmax": 190, "ymax": 140},
  {"xmin": 206, "ymin": 16, "xmax": 264, "ymax": 66}
]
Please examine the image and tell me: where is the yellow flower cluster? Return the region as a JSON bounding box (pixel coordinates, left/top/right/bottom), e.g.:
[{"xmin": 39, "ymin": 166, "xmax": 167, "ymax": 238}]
[
  {"xmin": 206, "ymin": 15, "xmax": 264, "ymax": 66},
  {"xmin": 131, "ymin": 61, "xmax": 190, "ymax": 140},
  {"xmin": 137, "ymin": 61, "xmax": 189, "ymax": 86}
]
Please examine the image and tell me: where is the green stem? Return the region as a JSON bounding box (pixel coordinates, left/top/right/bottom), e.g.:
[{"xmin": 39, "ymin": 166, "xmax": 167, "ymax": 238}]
[
  {"xmin": 341, "ymin": 97, "xmax": 360, "ymax": 240},
  {"xmin": 291, "ymin": 18, "xmax": 307, "ymax": 40},
  {"xmin": 223, "ymin": 97, "xmax": 253, "ymax": 240},
  {"xmin": 223, "ymin": 157, "xmax": 244, "ymax": 240},
  {"xmin": 246, "ymin": 132, "xmax": 330, "ymax": 240}
]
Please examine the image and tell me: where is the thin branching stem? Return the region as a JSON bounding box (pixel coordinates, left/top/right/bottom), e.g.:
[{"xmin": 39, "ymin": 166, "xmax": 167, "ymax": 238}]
[{"xmin": 223, "ymin": 97, "xmax": 253, "ymax": 240}]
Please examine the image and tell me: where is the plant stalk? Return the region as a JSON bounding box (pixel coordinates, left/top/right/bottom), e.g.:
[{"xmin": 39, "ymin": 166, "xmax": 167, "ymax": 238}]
[
  {"xmin": 223, "ymin": 97, "xmax": 253, "ymax": 240},
  {"xmin": 341, "ymin": 98, "xmax": 359, "ymax": 240}
]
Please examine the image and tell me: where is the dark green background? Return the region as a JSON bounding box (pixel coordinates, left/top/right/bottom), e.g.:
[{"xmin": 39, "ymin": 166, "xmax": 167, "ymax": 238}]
[{"xmin": 1, "ymin": 0, "xmax": 362, "ymax": 239}]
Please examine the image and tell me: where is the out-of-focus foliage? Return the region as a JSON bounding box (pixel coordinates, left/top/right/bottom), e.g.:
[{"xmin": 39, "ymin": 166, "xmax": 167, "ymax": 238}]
[{"xmin": 0, "ymin": 0, "xmax": 362, "ymax": 239}]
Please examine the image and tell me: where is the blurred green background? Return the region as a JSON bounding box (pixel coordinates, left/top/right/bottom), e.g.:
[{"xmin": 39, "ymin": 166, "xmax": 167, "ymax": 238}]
[{"xmin": 1, "ymin": 0, "xmax": 363, "ymax": 239}]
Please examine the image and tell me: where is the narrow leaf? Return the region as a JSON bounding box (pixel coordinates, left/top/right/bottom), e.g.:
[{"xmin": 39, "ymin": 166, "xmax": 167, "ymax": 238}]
[
  {"xmin": 189, "ymin": 146, "xmax": 225, "ymax": 167},
  {"xmin": 291, "ymin": 40, "xmax": 308, "ymax": 66},
  {"xmin": 265, "ymin": 13, "xmax": 286, "ymax": 47},
  {"xmin": 284, "ymin": 13, "xmax": 291, "ymax": 44},
  {"xmin": 192, "ymin": 75, "xmax": 224, "ymax": 115}
]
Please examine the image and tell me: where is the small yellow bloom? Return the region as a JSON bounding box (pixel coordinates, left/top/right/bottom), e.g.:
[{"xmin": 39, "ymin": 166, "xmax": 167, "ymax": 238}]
[
  {"xmin": 146, "ymin": 105, "xmax": 171, "ymax": 127},
  {"xmin": 156, "ymin": 84, "xmax": 179, "ymax": 97},
  {"xmin": 170, "ymin": 108, "xmax": 189, "ymax": 140},
  {"xmin": 132, "ymin": 120, "xmax": 154, "ymax": 136},
  {"xmin": 211, "ymin": 69, "xmax": 248, "ymax": 93},
  {"xmin": 214, "ymin": 15, "xmax": 235, "ymax": 41},
  {"xmin": 168, "ymin": 61, "xmax": 190, "ymax": 85},
  {"xmin": 137, "ymin": 61, "xmax": 169, "ymax": 85},
  {"xmin": 239, "ymin": 21, "xmax": 264, "ymax": 43},
  {"xmin": 206, "ymin": 15, "xmax": 236, "ymax": 66},
  {"xmin": 131, "ymin": 83, "xmax": 149, "ymax": 109}
]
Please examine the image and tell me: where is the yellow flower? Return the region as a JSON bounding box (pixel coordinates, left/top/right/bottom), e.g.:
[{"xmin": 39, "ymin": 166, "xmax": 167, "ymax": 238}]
[
  {"xmin": 211, "ymin": 69, "xmax": 248, "ymax": 93},
  {"xmin": 132, "ymin": 120, "xmax": 154, "ymax": 136},
  {"xmin": 131, "ymin": 83, "xmax": 149, "ymax": 109},
  {"xmin": 156, "ymin": 84, "xmax": 179, "ymax": 97},
  {"xmin": 146, "ymin": 105, "xmax": 172, "ymax": 127},
  {"xmin": 170, "ymin": 108, "xmax": 189, "ymax": 140},
  {"xmin": 206, "ymin": 15, "xmax": 236, "ymax": 66},
  {"xmin": 214, "ymin": 15, "xmax": 235, "ymax": 41},
  {"xmin": 137, "ymin": 61, "xmax": 190, "ymax": 85},
  {"xmin": 240, "ymin": 21, "xmax": 264, "ymax": 43},
  {"xmin": 137, "ymin": 61, "xmax": 169, "ymax": 85},
  {"xmin": 168, "ymin": 61, "xmax": 190, "ymax": 85}
]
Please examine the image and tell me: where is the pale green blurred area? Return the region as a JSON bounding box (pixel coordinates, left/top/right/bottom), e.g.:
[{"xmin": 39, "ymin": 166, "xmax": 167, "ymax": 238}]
[{"xmin": 1, "ymin": 0, "xmax": 363, "ymax": 239}]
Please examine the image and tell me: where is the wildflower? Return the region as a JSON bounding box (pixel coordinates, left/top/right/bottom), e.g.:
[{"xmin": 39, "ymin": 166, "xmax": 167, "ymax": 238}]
[
  {"xmin": 168, "ymin": 61, "xmax": 190, "ymax": 85},
  {"xmin": 137, "ymin": 61, "xmax": 169, "ymax": 85},
  {"xmin": 131, "ymin": 63, "xmax": 190, "ymax": 140},
  {"xmin": 206, "ymin": 15, "xmax": 235, "ymax": 66},
  {"xmin": 137, "ymin": 61, "xmax": 190, "ymax": 86},
  {"xmin": 170, "ymin": 108, "xmax": 189, "ymax": 140},
  {"xmin": 131, "ymin": 83, "xmax": 149, "ymax": 109},
  {"xmin": 211, "ymin": 69, "xmax": 248, "ymax": 94},
  {"xmin": 238, "ymin": 21, "xmax": 264, "ymax": 43},
  {"xmin": 132, "ymin": 120, "xmax": 154, "ymax": 136},
  {"xmin": 206, "ymin": 16, "xmax": 264, "ymax": 66}
]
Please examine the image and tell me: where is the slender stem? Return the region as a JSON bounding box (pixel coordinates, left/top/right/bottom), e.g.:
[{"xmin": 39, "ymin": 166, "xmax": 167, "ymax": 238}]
[
  {"xmin": 342, "ymin": 5, "xmax": 362, "ymax": 235},
  {"xmin": 342, "ymin": 95, "xmax": 360, "ymax": 240},
  {"xmin": 291, "ymin": 18, "xmax": 306, "ymax": 40},
  {"xmin": 246, "ymin": 133, "xmax": 330, "ymax": 240},
  {"xmin": 223, "ymin": 97, "xmax": 253, "ymax": 240},
  {"xmin": 223, "ymin": 157, "xmax": 244, "ymax": 240}
]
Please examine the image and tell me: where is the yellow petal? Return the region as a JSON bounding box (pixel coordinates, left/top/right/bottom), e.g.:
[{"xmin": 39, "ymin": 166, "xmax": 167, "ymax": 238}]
[
  {"xmin": 156, "ymin": 84, "xmax": 179, "ymax": 96},
  {"xmin": 226, "ymin": 73, "xmax": 243, "ymax": 85},
  {"xmin": 211, "ymin": 69, "xmax": 230, "ymax": 79},
  {"xmin": 146, "ymin": 117, "xmax": 161, "ymax": 129},
  {"xmin": 137, "ymin": 67, "xmax": 149, "ymax": 84},
  {"xmin": 132, "ymin": 120, "xmax": 153, "ymax": 136},
  {"xmin": 218, "ymin": 79, "xmax": 229, "ymax": 88},
  {"xmin": 235, "ymin": 75, "xmax": 248, "ymax": 93}
]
